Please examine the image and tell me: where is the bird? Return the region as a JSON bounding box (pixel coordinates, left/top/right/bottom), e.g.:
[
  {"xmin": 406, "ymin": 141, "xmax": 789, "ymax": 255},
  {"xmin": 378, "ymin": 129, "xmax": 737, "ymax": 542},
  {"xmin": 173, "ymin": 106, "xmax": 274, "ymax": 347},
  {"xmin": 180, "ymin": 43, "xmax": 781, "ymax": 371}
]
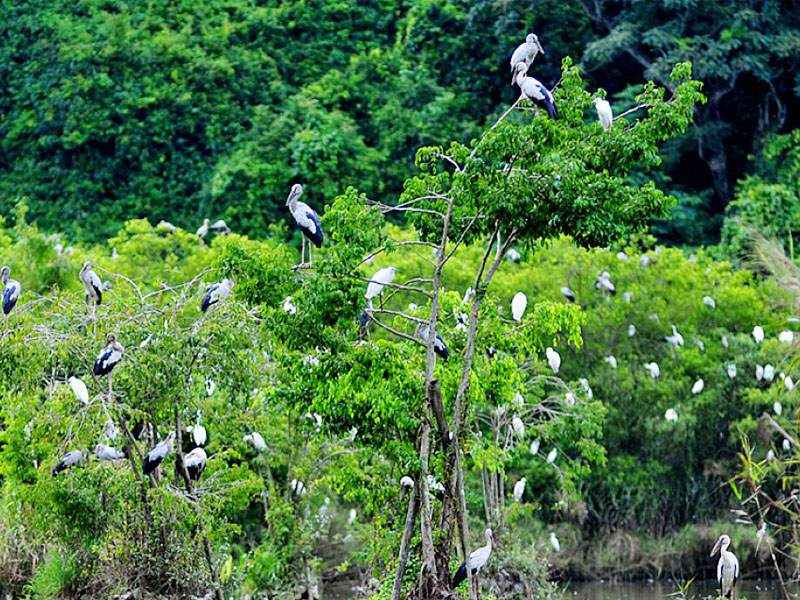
[
  {"xmin": 427, "ymin": 474, "xmax": 445, "ymax": 495},
  {"xmin": 779, "ymin": 330, "xmax": 794, "ymax": 344},
  {"xmin": 703, "ymin": 296, "xmax": 716, "ymax": 309},
  {"xmin": 400, "ymin": 475, "xmax": 415, "ymax": 489},
  {"xmin": 191, "ymin": 412, "xmax": 207, "ymax": 447},
  {"xmin": 243, "ymin": 431, "xmax": 267, "ymax": 453},
  {"xmin": 143, "ymin": 432, "xmax": 176, "ymax": 475},
  {"xmin": 783, "ymin": 438, "xmax": 792, "ymax": 452},
  {"xmin": 52, "ymin": 450, "xmax": 85, "ymax": 476},
  {"xmin": 722, "ymin": 335, "xmax": 729, "ymax": 348},
  {"xmin": 726, "ymin": 364, "xmax": 737, "ymax": 380},
  {"xmin": 622, "ymin": 291, "xmax": 633, "ymax": 303},
  {"xmin": 1, "ymin": 266, "xmax": 20, "ymax": 315},
  {"xmin": 785, "ymin": 376, "xmax": 795, "ymax": 391},
  {"xmin": 605, "ymin": 355, "xmax": 618, "ymax": 369},
  {"xmin": 579, "ymin": 378, "xmax": 593, "ymax": 399},
  {"xmin": 764, "ymin": 364, "xmax": 776, "ymax": 382},
  {"xmin": 68, "ymin": 376, "xmax": 90, "ymax": 405},
  {"xmin": 692, "ymin": 379, "xmax": 704, "ymax": 395},
  {"xmin": 365, "ymin": 266, "xmax": 397, "ymax": 306},
  {"xmin": 505, "ymin": 248, "xmax": 522, "ymax": 263},
  {"xmin": 665, "ymin": 408, "xmax": 678, "ymax": 422},
  {"xmin": 181, "ymin": 447, "xmax": 207, "ymax": 481},
  {"xmin": 595, "ymin": 271, "xmax": 616, "ymax": 294},
  {"xmin": 710, "ymin": 534, "xmax": 739, "ymax": 599},
  {"xmin": 665, "ymin": 326, "xmax": 684, "ymax": 348},
  {"xmin": 511, "ymin": 292, "xmax": 527, "ymax": 322},
  {"xmin": 210, "ymin": 219, "xmax": 231, "ymax": 235},
  {"xmin": 283, "ymin": 296, "xmax": 297, "ymax": 315},
  {"xmin": 628, "ymin": 324, "xmax": 636, "ymax": 337},
  {"xmin": 104, "ymin": 417, "xmax": 117, "ymax": 440},
  {"xmin": 530, "ymin": 439, "xmax": 540, "ymax": 455},
  {"xmin": 156, "ymin": 220, "xmax": 177, "ymax": 233},
  {"xmin": 560, "ymin": 286, "xmax": 576, "ymax": 303},
  {"xmin": 564, "ymin": 390, "xmax": 576, "ymax": 406},
  {"xmin": 774, "ymin": 401, "xmax": 783, "ymax": 416},
  {"xmin": 452, "ymin": 528, "xmax": 494, "ymax": 588},
  {"xmin": 593, "ymin": 98, "xmax": 613, "ymax": 131},
  {"xmin": 511, "ymin": 415, "xmax": 525, "ymax": 437},
  {"xmin": 513, "ymin": 64, "xmax": 557, "ymax": 118},
  {"xmin": 509, "ymin": 33, "xmax": 544, "ymax": 81},
  {"xmin": 546, "ymin": 448, "xmax": 557, "ymax": 463},
  {"xmin": 753, "ymin": 325, "xmax": 765, "ymax": 343},
  {"xmin": 549, "ymin": 532, "xmax": 561, "ymax": 552},
  {"xmin": 196, "ymin": 219, "xmax": 210, "ymax": 238},
  {"xmin": 639, "ymin": 255, "xmax": 651, "ymax": 267},
  {"xmin": 200, "ymin": 278, "xmax": 234, "ymax": 312},
  {"xmin": 291, "ymin": 478, "xmax": 306, "ymax": 496},
  {"xmin": 644, "ymin": 362, "xmax": 660, "ymax": 378},
  {"xmin": 79, "ymin": 261, "xmax": 103, "ymax": 317},
  {"xmin": 286, "ymin": 184, "xmax": 324, "ymax": 266},
  {"xmin": 93, "ymin": 334, "xmax": 124, "ymax": 377},
  {"xmin": 756, "ymin": 364, "xmax": 765, "ymax": 382},
  {"xmin": 416, "ymin": 324, "xmax": 449, "ymax": 360},
  {"xmin": 545, "ymin": 347, "xmax": 561, "ymax": 374},
  {"xmin": 513, "ymin": 478, "xmax": 526, "ymax": 502},
  {"xmin": 95, "ymin": 443, "xmax": 125, "ymax": 461},
  {"xmin": 616, "ymin": 251, "xmax": 628, "ymax": 261}
]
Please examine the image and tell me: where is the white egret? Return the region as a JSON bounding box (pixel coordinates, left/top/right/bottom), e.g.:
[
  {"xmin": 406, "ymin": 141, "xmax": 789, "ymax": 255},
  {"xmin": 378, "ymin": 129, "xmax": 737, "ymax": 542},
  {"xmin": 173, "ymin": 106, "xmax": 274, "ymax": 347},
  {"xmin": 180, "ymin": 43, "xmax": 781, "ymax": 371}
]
[
  {"xmin": 774, "ymin": 401, "xmax": 783, "ymax": 416},
  {"xmin": 365, "ymin": 266, "xmax": 397, "ymax": 305},
  {"xmin": 756, "ymin": 365, "xmax": 764, "ymax": 382},
  {"xmin": 616, "ymin": 251, "xmax": 628, "ymax": 261},
  {"xmin": 644, "ymin": 362, "xmax": 660, "ymax": 379},
  {"xmin": 530, "ymin": 439, "xmax": 540, "ymax": 455},
  {"xmin": 595, "ymin": 271, "xmax": 616, "ymax": 294},
  {"xmin": 549, "ymin": 532, "xmax": 561, "ymax": 552},
  {"xmin": 546, "ymin": 448, "xmax": 557, "ymax": 463},
  {"xmin": 779, "ymin": 330, "xmax": 794, "ymax": 344},
  {"xmin": 726, "ymin": 364, "xmax": 737, "ymax": 380},
  {"xmin": 628, "ymin": 324, "xmax": 636, "ymax": 337},
  {"xmin": 68, "ymin": 376, "xmax": 90, "ymax": 405},
  {"xmin": 753, "ymin": 325, "xmax": 765, "ymax": 343},
  {"xmin": 243, "ymin": 431, "xmax": 267, "ymax": 452},
  {"xmin": 703, "ymin": 296, "xmax": 716, "ymax": 309},
  {"xmin": 282, "ymin": 296, "xmax": 297, "ymax": 315},
  {"xmin": 783, "ymin": 438, "xmax": 792, "ymax": 452},
  {"xmin": 511, "ymin": 415, "xmax": 525, "ymax": 437},
  {"xmin": 513, "ymin": 478, "xmax": 526, "ymax": 502},
  {"xmin": 764, "ymin": 364, "xmax": 775, "ymax": 382},
  {"xmin": 594, "ymin": 98, "xmax": 613, "ymax": 131},
  {"xmin": 545, "ymin": 347, "xmax": 561, "ymax": 374},
  {"xmin": 722, "ymin": 335, "xmax": 729, "ymax": 348},
  {"xmin": 511, "ymin": 292, "xmax": 527, "ymax": 322},
  {"xmin": 579, "ymin": 378, "xmax": 593, "ymax": 399},
  {"xmin": 692, "ymin": 379, "xmax": 704, "ymax": 395},
  {"xmin": 665, "ymin": 326, "xmax": 684, "ymax": 348},
  {"xmin": 196, "ymin": 219, "xmax": 210, "ymax": 238},
  {"xmin": 665, "ymin": 408, "xmax": 678, "ymax": 422},
  {"xmin": 785, "ymin": 376, "xmax": 795, "ymax": 391},
  {"xmin": 605, "ymin": 355, "xmax": 618, "ymax": 369}
]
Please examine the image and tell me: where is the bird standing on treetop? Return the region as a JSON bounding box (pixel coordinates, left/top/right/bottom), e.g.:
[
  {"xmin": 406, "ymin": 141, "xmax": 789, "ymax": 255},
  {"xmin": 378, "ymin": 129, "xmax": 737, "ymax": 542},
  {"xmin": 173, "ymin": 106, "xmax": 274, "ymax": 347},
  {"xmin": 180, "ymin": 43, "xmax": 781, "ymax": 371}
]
[
  {"xmin": 1, "ymin": 266, "xmax": 20, "ymax": 316},
  {"xmin": 286, "ymin": 184, "xmax": 323, "ymax": 267},
  {"xmin": 80, "ymin": 261, "xmax": 103, "ymax": 319},
  {"xmin": 179, "ymin": 446, "xmax": 207, "ymax": 481},
  {"xmin": 416, "ymin": 323, "xmax": 449, "ymax": 360},
  {"xmin": 210, "ymin": 219, "xmax": 231, "ymax": 235},
  {"xmin": 513, "ymin": 63, "xmax": 557, "ymax": 119},
  {"xmin": 710, "ymin": 534, "xmax": 739, "ymax": 599},
  {"xmin": 509, "ymin": 33, "xmax": 544, "ymax": 82},
  {"xmin": 593, "ymin": 97, "xmax": 613, "ymax": 131},
  {"xmin": 511, "ymin": 292, "xmax": 527, "ymax": 322},
  {"xmin": 365, "ymin": 266, "xmax": 397, "ymax": 308},
  {"xmin": 196, "ymin": 219, "xmax": 210, "ymax": 239},
  {"xmin": 200, "ymin": 278, "xmax": 234, "ymax": 313},
  {"xmin": 452, "ymin": 528, "xmax": 494, "ymax": 588},
  {"xmin": 93, "ymin": 334, "xmax": 124, "ymax": 377},
  {"xmin": 243, "ymin": 431, "xmax": 267, "ymax": 453},
  {"xmin": 52, "ymin": 450, "xmax": 85, "ymax": 476},
  {"xmin": 143, "ymin": 431, "xmax": 176, "ymax": 475}
]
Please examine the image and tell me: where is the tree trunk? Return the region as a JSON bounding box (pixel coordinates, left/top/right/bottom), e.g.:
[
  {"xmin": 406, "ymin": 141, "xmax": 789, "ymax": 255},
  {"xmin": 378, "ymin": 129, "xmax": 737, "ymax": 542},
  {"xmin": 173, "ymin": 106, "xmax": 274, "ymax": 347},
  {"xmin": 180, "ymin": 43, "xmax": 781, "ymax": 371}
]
[{"xmin": 392, "ymin": 484, "xmax": 420, "ymax": 600}]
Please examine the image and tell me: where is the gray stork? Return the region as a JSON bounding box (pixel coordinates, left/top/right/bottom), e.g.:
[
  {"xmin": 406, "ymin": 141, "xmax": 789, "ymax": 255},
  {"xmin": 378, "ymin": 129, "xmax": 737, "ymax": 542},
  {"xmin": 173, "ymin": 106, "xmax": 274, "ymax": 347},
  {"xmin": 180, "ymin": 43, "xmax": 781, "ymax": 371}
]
[
  {"xmin": 560, "ymin": 286, "xmax": 576, "ymax": 303},
  {"xmin": 95, "ymin": 443, "xmax": 125, "ymax": 461},
  {"xmin": 93, "ymin": 334, "xmax": 124, "ymax": 396},
  {"xmin": 210, "ymin": 219, "xmax": 231, "ymax": 235},
  {"xmin": 593, "ymin": 98, "xmax": 613, "ymax": 131},
  {"xmin": 509, "ymin": 33, "xmax": 544, "ymax": 82},
  {"xmin": 513, "ymin": 63, "xmax": 557, "ymax": 118},
  {"xmin": 286, "ymin": 184, "xmax": 324, "ymax": 267},
  {"xmin": 244, "ymin": 431, "xmax": 267, "ymax": 453},
  {"xmin": 711, "ymin": 534, "xmax": 739, "ymax": 599},
  {"xmin": 143, "ymin": 431, "xmax": 176, "ymax": 475},
  {"xmin": 452, "ymin": 528, "xmax": 494, "ymax": 588},
  {"xmin": 52, "ymin": 449, "xmax": 85, "ymax": 475},
  {"xmin": 80, "ymin": 261, "xmax": 103, "ymax": 319},
  {"xmin": 1, "ymin": 266, "xmax": 20, "ymax": 315},
  {"xmin": 179, "ymin": 446, "xmax": 207, "ymax": 481},
  {"xmin": 416, "ymin": 323, "xmax": 449, "ymax": 360},
  {"xmin": 200, "ymin": 278, "xmax": 234, "ymax": 312},
  {"xmin": 196, "ymin": 218, "xmax": 210, "ymax": 239}
]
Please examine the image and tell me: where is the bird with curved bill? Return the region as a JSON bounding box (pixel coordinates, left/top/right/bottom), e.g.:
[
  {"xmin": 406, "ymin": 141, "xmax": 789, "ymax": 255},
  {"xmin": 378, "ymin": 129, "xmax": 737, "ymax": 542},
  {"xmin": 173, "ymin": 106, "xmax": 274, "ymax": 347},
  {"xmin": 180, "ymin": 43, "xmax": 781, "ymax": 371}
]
[
  {"xmin": 200, "ymin": 278, "xmax": 234, "ymax": 313},
  {"xmin": 513, "ymin": 63, "xmax": 557, "ymax": 119},
  {"xmin": 509, "ymin": 33, "xmax": 545, "ymax": 83},
  {"xmin": 93, "ymin": 334, "xmax": 124, "ymax": 397},
  {"xmin": 79, "ymin": 261, "xmax": 103, "ymax": 320},
  {"xmin": 711, "ymin": 534, "xmax": 739, "ymax": 599},
  {"xmin": 143, "ymin": 431, "xmax": 176, "ymax": 476},
  {"xmin": 286, "ymin": 184, "xmax": 323, "ymax": 267},
  {"xmin": 1, "ymin": 266, "xmax": 20, "ymax": 316},
  {"xmin": 452, "ymin": 528, "xmax": 494, "ymax": 589}
]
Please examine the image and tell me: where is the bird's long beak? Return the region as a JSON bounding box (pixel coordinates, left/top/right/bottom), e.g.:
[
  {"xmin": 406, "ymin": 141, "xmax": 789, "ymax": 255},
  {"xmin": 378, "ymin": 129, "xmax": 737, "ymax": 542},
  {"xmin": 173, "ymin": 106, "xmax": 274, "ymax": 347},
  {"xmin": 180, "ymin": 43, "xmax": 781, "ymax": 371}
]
[{"xmin": 710, "ymin": 538, "xmax": 722, "ymax": 557}]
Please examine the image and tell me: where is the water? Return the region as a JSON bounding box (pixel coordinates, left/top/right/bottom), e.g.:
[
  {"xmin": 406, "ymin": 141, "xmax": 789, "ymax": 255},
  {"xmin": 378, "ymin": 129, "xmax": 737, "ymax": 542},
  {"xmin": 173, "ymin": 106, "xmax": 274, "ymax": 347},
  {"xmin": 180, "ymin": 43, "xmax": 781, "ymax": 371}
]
[{"xmin": 569, "ymin": 580, "xmax": 795, "ymax": 599}]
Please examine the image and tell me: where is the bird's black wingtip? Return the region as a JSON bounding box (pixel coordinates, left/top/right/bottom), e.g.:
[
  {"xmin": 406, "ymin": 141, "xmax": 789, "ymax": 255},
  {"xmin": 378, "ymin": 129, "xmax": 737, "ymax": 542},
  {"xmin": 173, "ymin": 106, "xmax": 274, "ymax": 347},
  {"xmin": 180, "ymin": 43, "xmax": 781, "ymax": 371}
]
[{"xmin": 451, "ymin": 562, "xmax": 467, "ymax": 588}]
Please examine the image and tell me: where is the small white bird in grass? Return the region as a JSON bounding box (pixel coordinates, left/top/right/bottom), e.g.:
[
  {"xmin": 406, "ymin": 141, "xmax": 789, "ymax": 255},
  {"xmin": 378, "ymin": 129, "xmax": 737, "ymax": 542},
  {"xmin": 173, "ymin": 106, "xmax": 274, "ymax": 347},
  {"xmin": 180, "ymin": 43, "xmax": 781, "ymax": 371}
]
[
  {"xmin": 95, "ymin": 443, "xmax": 125, "ymax": 462},
  {"xmin": 593, "ymin": 98, "xmax": 613, "ymax": 131},
  {"xmin": 52, "ymin": 450, "xmax": 86, "ymax": 476},
  {"xmin": 400, "ymin": 476, "xmax": 415, "ymax": 489},
  {"xmin": 546, "ymin": 448, "xmax": 557, "ymax": 464},
  {"xmin": 513, "ymin": 478, "xmax": 526, "ymax": 502},
  {"xmin": 243, "ymin": 431, "xmax": 267, "ymax": 452},
  {"xmin": 506, "ymin": 248, "xmax": 522, "ymax": 263},
  {"xmin": 143, "ymin": 432, "xmax": 176, "ymax": 475},
  {"xmin": 509, "ymin": 33, "xmax": 544, "ymax": 80},
  {"xmin": 756, "ymin": 364, "xmax": 764, "ymax": 382},
  {"xmin": 726, "ymin": 364, "xmax": 737, "ymax": 380},
  {"xmin": 785, "ymin": 376, "xmax": 796, "ymax": 391},
  {"xmin": 753, "ymin": 326, "xmax": 765, "ymax": 343},
  {"xmin": 200, "ymin": 278, "xmax": 234, "ymax": 313},
  {"xmin": 513, "ymin": 64, "xmax": 558, "ymax": 118},
  {"xmin": 579, "ymin": 378, "xmax": 593, "ymax": 399},
  {"xmin": 365, "ymin": 266, "xmax": 397, "ymax": 305},
  {"xmin": 703, "ymin": 296, "xmax": 716, "ymax": 309},
  {"xmin": 1, "ymin": 266, "xmax": 21, "ymax": 315},
  {"xmin": 710, "ymin": 534, "xmax": 739, "ymax": 600},
  {"xmin": 565, "ymin": 392, "xmax": 576, "ymax": 406},
  {"xmin": 451, "ymin": 528, "xmax": 494, "ymax": 589},
  {"xmin": 764, "ymin": 364, "xmax": 775, "ymax": 382},
  {"xmin": 692, "ymin": 379, "xmax": 704, "ymax": 395},
  {"xmin": 779, "ymin": 330, "xmax": 794, "ymax": 344},
  {"xmin": 282, "ymin": 296, "xmax": 297, "ymax": 315},
  {"xmin": 605, "ymin": 355, "xmax": 618, "ymax": 369},
  {"xmin": 665, "ymin": 326, "xmax": 684, "ymax": 348},
  {"xmin": 665, "ymin": 408, "xmax": 678, "ymax": 422},
  {"xmin": 640, "ymin": 255, "xmax": 651, "ymax": 268},
  {"xmin": 783, "ymin": 438, "xmax": 792, "ymax": 452},
  {"xmin": 530, "ymin": 439, "xmax": 540, "ymax": 455},
  {"xmin": 774, "ymin": 401, "xmax": 783, "ymax": 416},
  {"xmin": 68, "ymin": 376, "xmax": 90, "ymax": 405},
  {"xmin": 628, "ymin": 324, "xmax": 636, "ymax": 337},
  {"xmin": 644, "ymin": 362, "xmax": 660, "ymax": 379},
  {"xmin": 545, "ymin": 347, "xmax": 561, "ymax": 374},
  {"xmin": 156, "ymin": 220, "xmax": 177, "ymax": 233},
  {"xmin": 549, "ymin": 532, "xmax": 561, "ymax": 552},
  {"xmin": 511, "ymin": 292, "xmax": 527, "ymax": 322},
  {"xmin": 511, "ymin": 415, "xmax": 525, "ymax": 437}
]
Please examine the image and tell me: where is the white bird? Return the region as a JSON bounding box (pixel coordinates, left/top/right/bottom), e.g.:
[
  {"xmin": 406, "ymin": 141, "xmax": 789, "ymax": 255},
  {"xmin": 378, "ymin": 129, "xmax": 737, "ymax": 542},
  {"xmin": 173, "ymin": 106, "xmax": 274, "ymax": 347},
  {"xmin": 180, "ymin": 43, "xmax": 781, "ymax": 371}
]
[
  {"xmin": 564, "ymin": 392, "xmax": 576, "ymax": 406},
  {"xmin": 182, "ymin": 447, "xmax": 207, "ymax": 481},
  {"xmin": 95, "ymin": 443, "xmax": 125, "ymax": 462},
  {"xmin": 767, "ymin": 449, "xmax": 776, "ymax": 461},
  {"xmin": 710, "ymin": 534, "xmax": 739, "ymax": 599},
  {"xmin": 546, "ymin": 448, "xmax": 557, "ymax": 464},
  {"xmin": 200, "ymin": 278, "xmax": 234, "ymax": 312},
  {"xmin": 1, "ymin": 266, "xmax": 21, "ymax": 315},
  {"xmin": 530, "ymin": 439, "xmax": 540, "ymax": 455},
  {"xmin": 560, "ymin": 286, "xmax": 576, "ymax": 303},
  {"xmin": 703, "ymin": 296, "xmax": 716, "ymax": 309},
  {"xmin": 282, "ymin": 296, "xmax": 297, "ymax": 315},
  {"xmin": 579, "ymin": 378, "xmax": 593, "ymax": 399},
  {"xmin": 143, "ymin": 432, "xmax": 176, "ymax": 475},
  {"xmin": 779, "ymin": 330, "xmax": 794, "ymax": 344},
  {"xmin": 513, "ymin": 64, "xmax": 557, "ymax": 118},
  {"xmin": 545, "ymin": 347, "xmax": 561, "ymax": 374},
  {"xmin": 156, "ymin": 220, "xmax": 177, "ymax": 233},
  {"xmin": 52, "ymin": 450, "xmax": 86, "ymax": 475},
  {"xmin": 79, "ymin": 261, "xmax": 103, "ymax": 310},
  {"xmin": 365, "ymin": 266, "xmax": 397, "ymax": 304},
  {"xmin": 640, "ymin": 255, "xmax": 651, "ymax": 267},
  {"xmin": 785, "ymin": 376, "xmax": 795, "ymax": 391},
  {"xmin": 290, "ymin": 478, "xmax": 306, "ymax": 496},
  {"xmin": 509, "ymin": 33, "xmax": 544, "ymax": 79},
  {"xmin": 665, "ymin": 408, "xmax": 678, "ymax": 422},
  {"xmin": 452, "ymin": 528, "xmax": 494, "ymax": 588},
  {"xmin": 400, "ymin": 475, "xmax": 415, "ymax": 489},
  {"xmin": 285, "ymin": 184, "xmax": 324, "ymax": 266},
  {"xmin": 616, "ymin": 251, "xmax": 628, "ymax": 261},
  {"xmin": 605, "ymin": 355, "xmax": 618, "ymax": 369},
  {"xmin": 774, "ymin": 401, "xmax": 783, "ymax": 416},
  {"xmin": 505, "ymin": 248, "xmax": 522, "ymax": 263},
  {"xmin": 347, "ymin": 508, "xmax": 357, "ymax": 526},
  {"xmin": 93, "ymin": 334, "xmax": 124, "ymax": 377},
  {"xmin": 68, "ymin": 376, "xmax": 90, "ymax": 405},
  {"xmin": 783, "ymin": 438, "xmax": 792, "ymax": 452},
  {"xmin": 756, "ymin": 364, "xmax": 764, "ymax": 382},
  {"xmin": 695, "ymin": 339, "xmax": 706, "ymax": 351},
  {"xmin": 764, "ymin": 364, "xmax": 776, "ymax": 382},
  {"xmin": 722, "ymin": 335, "xmax": 729, "ymax": 348},
  {"xmin": 753, "ymin": 325, "xmax": 765, "ymax": 343},
  {"xmin": 205, "ymin": 379, "xmax": 216, "ymax": 396},
  {"xmin": 511, "ymin": 292, "xmax": 527, "ymax": 322},
  {"xmin": 427, "ymin": 474, "xmax": 445, "ymax": 494},
  {"xmin": 692, "ymin": 379, "xmax": 704, "ymax": 395},
  {"xmin": 726, "ymin": 364, "xmax": 737, "ymax": 380},
  {"xmin": 513, "ymin": 392, "xmax": 525, "ymax": 406},
  {"xmin": 623, "ymin": 292, "xmax": 633, "ymax": 303},
  {"xmin": 665, "ymin": 326, "xmax": 684, "ymax": 348},
  {"xmin": 196, "ymin": 218, "xmax": 210, "ymax": 238},
  {"xmin": 210, "ymin": 219, "xmax": 231, "ymax": 235},
  {"xmin": 593, "ymin": 98, "xmax": 613, "ymax": 131},
  {"xmin": 513, "ymin": 478, "xmax": 526, "ymax": 502},
  {"xmin": 511, "ymin": 415, "xmax": 525, "ymax": 437},
  {"xmin": 242, "ymin": 432, "xmax": 266, "ymax": 454},
  {"xmin": 644, "ymin": 362, "xmax": 660, "ymax": 379},
  {"xmin": 595, "ymin": 271, "xmax": 616, "ymax": 294},
  {"xmin": 104, "ymin": 417, "xmax": 117, "ymax": 440},
  {"xmin": 192, "ymin": 412, "xmax": 207, "ymax": 447},
  {"xmin": 549, "ymin": 532, "xmax": 561, "ymax": 552},
  {"xmin": 628, "ymin": 324, "xmax": 636, "ymax": 337}
]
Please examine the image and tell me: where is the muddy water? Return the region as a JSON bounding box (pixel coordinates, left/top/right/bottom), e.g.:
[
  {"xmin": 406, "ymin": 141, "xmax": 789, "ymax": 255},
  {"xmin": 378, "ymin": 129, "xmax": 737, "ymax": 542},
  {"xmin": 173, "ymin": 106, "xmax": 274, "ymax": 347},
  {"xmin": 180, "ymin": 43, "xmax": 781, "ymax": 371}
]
[{"xmin": 568, "ymin": 580, "xmax": 796, "ymax": 599}]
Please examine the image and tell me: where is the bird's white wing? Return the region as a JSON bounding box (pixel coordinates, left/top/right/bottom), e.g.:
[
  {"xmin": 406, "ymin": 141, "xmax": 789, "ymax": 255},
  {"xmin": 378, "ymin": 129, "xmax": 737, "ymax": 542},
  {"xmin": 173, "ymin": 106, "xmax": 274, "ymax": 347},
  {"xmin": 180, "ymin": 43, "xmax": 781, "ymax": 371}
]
[
  {"xmin": 733, "ymin": 554, "xmax": 739, "ymax": 579},
  {"xmin": 510, "ymin": 42, "xmax": 528, "ymax": 67},
  {"xmin": 717, "ymin": 557, "xmax": 723, "ymax": 582},
  {"xmin": 90, "ymin": 271, "xmax": 102, "ymax": 290},
  {"xmin": 292, "ymin": 202, "xmax": 317, "ymax": 234}
]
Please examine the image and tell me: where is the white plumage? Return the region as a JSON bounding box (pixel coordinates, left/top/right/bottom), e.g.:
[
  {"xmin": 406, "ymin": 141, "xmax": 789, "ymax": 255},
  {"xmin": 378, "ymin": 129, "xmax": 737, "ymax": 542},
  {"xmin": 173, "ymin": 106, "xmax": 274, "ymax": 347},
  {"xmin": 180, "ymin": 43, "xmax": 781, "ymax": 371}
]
[
  {"xmin": 774, "ymin": 401, "xmax": 783, "ymax": 416},
  {"xmin": 605, "ymin": 355, "xmax": 618, "ymax": 369},
  {"xmin": 628, "ymin": 324, "xmax": 636, "ymax": 337},
  {"xmin": 753, "ymin": 325, "xmax": 765, "ymax": 343},
  {"xmin": 779, "ymin": 330, "xmax": 794, "ymax": 344},
  {"xmin": 244, "ymin": 431, "xmax": 267, "ymax": 452},
  {"xmin": 665, "ymin": 325, "xmax": 684, "ymax": 348},
  {"xmin": 546, "ymin": 448, "xmax": 557, "ymax": 463},
  {"xmin": 530, "ymin": 439, "xmax": 540, "ymax": 455},
  {"xmin": 692, "ymin": 379, "xmax": 704, "ymax": 395},
  {"xmin": 595, "ymin": 271, "xmax": 615, "ymax": 294},
  {"xmin": 783, "ymin": 438, "xmax": 792, "ymax": 452},
  {"xmin": 703, "ymin": 296, "xmax": 716, "ymax": 309},
  {"xmin": 579, "ymin": 378, "xmax": 593, "ymax": 399},
  {"xmin": 560, "ymin": 286, "xmax": 576, "ymax": 303},
  {"xmin": 68, "ymin": 376, "xmax": 90, "ymax": 405},
  {"xmin": 764, "ymin": 364, "xmax": 775, "ymax": 382},
  {"xmin": 365, "ymin": 267, "xmax": 397, "ymax": 301},
  {"xmin": 196, "ymin": 219, "xmax": 210, "ymax": 238},
  {"xmin": 785, "ymin": 376, "xmax": 795, "ymax": 391},
  {"xmin": 513, "ymin": 478, "xmax": 526, "ymax": 502},
  {"xmin": 711, "ymin": 534, "xmax": 739, "ymax": 599},
  {"xmin": 644, "ymin": 362, "xmax": 660, "ymax": 379},
  {"xmin": 95, "ymin": 443, "xmax": 125, "ymax": 461},
  {"xmin": 511, "ymin": 292, "xmax": 527, "ymax": 322},
  {"xmin": 511, "ymin": 415, "xmax": 525, "ymax": 437},
  {"xmin": 665, "ymin": 408, "xmax": 678, "ymax": 422},
  {"xmin": 549, "ymin": 532, "xmax": 561, "ymax": 552},
  {"xmin": 509, "ymin": 33, "xmax": 544, "ymax": 76},
  {"xmin": 399, "ymin": 476, "xmax": 414, "ymax": 489},
  {"xmin": 545, "ymin": 347, "xmax": 561, "ymax": 374},
  {"xmin": 513, "ymin": 66, "xmax": 557, "ymax": 118},
  {"xmin": 282, "ymin": 296, "xmax": 297, "ymax": 315},
  {"xmin": 104, "ymin": 417, "xmax": 117, "ymax": 440},
  {"xmin": 593, "ymin": 98, "xmax": 613, "ymax": 131},
  {"xmin": 143, "ymin": 432, "xmax": 175, "ymax": 475},
  {"xmin": 726, "ymin": 364, "xmax": 737, "ymax": 380},
  {"xmin": 722, "ymin": 335, "xmax": 729, "ymax": 348},
  {"xmin": 756, "ymin": 364, "xmax": 764, "ymax": 382}
]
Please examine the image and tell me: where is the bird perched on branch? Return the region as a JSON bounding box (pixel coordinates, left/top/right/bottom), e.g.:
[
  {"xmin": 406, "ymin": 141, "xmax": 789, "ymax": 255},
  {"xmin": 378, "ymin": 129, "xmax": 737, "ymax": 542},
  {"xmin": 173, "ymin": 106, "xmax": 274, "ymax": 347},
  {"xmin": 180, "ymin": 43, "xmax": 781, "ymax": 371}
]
[
  {"xmin": 52, "ymin": 450, "xmax": 85, "ymax": 476},
  {"xmin": 178, "ymin": 446, "xmax": 207, "ymax": 481},
  {"xmin": 511, "ymin": 292, "xmax": 527, "ymax": 322},
  {"xmin": 143, "ymin": 432, "xmax": 176, "ymax": 475},
  {"xmin": 509, "ymin": 33, "xmax": 544, "ymax": 82},
  {"xmin": 201, "ymin": 278, "xmax": 234, "ymax": 313},
  {"xmin": 80, "ymin": 261, "xmax": 103, "ymax": 318},
  {"xmin": 365, "ymin": 266, "xmax": 397, "ymax": 307},
  {"xmin": 286, "ymin": 184, "xmax": 323, "ymax": 267},
  {"xmin": 93, "ymin": 334, "xmax": 124, "ymax": 377},
  {"xmin": 1, "ymin": 266, "xmax": 20, "ymax": 315},
  {"xmin": 95, "ymin": 443, "xmax": 125, "ymax": 462},
  {"xmin": 452, "ymin": 528, "xmax": 494, "ymax": 588},
  {"xmin": 416, "ymin": 323, "xmax": 449, "ymax": 360},
  {"xmin": 243, "ymin": 431, "xmax": 267, "ymax": 453},
  {"xmin": 593, "ymin": 97, "xmax": 613, "ymax": 131},
  {"xmin": 68, "ymin": 376, "xmax": 90, "ymax": 405},
  {"xmin": 513, "ymin": 63, "xmax": 557, "ymax": 118},
  {"xmin": 210, "ymin": 219, "xmax": 231, "ymax": 235}
]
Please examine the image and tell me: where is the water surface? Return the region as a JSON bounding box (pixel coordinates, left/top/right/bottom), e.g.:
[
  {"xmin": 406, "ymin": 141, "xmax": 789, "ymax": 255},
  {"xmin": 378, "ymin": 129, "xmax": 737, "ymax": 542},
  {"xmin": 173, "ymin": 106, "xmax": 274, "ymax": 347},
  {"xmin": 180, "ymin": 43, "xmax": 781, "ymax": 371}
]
[{"xmin": 569, "ymin": 580, "xmax": 796, "ymax": 599}]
